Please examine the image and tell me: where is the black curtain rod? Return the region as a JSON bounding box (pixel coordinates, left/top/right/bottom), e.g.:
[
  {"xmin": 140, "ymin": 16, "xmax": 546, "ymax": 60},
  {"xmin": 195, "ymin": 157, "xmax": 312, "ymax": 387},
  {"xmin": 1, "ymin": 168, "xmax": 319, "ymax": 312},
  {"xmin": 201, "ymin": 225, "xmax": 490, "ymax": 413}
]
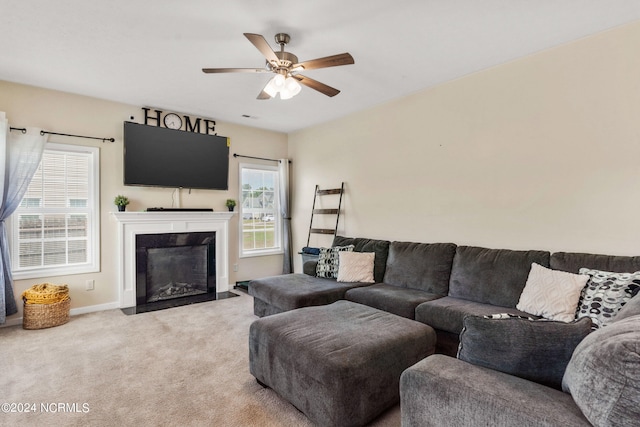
[
  {"xmin": 233, "ymin": 153, "xmax": 291, "ymax": 163},
  {"xmin": 10, "ymin": 127, "xmax": 114, "ymax": 143}
]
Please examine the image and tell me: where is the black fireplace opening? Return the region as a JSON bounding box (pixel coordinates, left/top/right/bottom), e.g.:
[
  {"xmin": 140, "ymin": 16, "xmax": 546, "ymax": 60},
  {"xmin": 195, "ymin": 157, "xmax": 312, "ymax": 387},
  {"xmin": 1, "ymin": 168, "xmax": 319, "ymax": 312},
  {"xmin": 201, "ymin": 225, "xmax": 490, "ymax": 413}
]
[{"xmin": 134, "ymin": 232, "xmax": 219, "ymax": 312}]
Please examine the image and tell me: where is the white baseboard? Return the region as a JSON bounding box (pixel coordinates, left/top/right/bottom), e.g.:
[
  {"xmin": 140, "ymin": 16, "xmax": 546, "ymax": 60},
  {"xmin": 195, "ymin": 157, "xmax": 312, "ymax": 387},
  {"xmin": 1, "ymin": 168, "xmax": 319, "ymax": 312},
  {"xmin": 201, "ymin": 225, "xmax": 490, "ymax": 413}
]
[
  {"xmin": 1, "ymin": 301, "xmax": 121, "ymax": 328},
  {"xmin": 70, "ymin": 301, "xmax": 120, "ymax": 316}
]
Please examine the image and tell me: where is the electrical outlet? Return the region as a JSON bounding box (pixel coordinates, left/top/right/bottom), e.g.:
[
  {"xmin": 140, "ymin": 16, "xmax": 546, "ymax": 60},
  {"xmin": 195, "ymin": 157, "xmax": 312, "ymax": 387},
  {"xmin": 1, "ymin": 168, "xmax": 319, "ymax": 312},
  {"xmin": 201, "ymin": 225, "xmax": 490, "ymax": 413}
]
[
  {"xmin": 233, "ymin": 264, "xmax": 238, "ymax": 272},
  {"xmin": 85, "ymin": 279, "xmax": 95, "ymax": 291}
]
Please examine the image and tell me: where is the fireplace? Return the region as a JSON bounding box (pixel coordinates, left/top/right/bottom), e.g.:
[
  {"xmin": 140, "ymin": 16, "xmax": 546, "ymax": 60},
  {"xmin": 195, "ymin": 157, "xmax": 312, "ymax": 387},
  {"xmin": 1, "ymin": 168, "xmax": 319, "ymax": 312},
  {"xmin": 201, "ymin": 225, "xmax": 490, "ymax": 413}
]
[
  {"xmin": 136, "ymin": 232, "xmax": 216, "ymax": 309},
  {"xmin": 112, "ymin": 211, "xmax": 235, "ymax": 312}
]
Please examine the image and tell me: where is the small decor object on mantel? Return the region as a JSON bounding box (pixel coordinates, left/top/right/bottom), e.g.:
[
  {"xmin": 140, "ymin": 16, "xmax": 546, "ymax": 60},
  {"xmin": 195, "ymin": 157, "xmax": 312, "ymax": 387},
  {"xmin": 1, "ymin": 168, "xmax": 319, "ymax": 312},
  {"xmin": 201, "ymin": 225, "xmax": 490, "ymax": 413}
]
[
  {"xmin": 225, "ymin": 199, "xmax": 236, "ymax": 212},
  {"xmin": 114, "ymin": 195, "xmax": 130, "ymax": 212}
]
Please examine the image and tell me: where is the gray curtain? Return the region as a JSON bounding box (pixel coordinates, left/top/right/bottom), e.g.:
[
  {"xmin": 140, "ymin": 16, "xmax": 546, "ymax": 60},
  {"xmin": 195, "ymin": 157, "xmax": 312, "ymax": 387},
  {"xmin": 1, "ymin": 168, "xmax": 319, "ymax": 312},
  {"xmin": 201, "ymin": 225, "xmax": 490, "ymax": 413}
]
[
  {"xmin": 0, "ymin": 114, "xmax": 47, "ymax": 323},
  {"xmin": 278, "ymin": 159, "xmax": 292, "ymax": 274}
]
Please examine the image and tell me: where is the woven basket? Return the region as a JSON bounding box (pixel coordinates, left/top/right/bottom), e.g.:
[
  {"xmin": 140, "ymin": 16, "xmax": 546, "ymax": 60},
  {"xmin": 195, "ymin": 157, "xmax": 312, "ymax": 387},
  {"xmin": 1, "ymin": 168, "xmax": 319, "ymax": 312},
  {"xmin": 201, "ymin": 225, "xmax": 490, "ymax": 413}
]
[
  {"xmin": 22, "ymin": 283, "xmax": 70, "ymax": 330},
  {"xmin": 22, "ymin": 298, "xmax": 70, "ymax": 330}
]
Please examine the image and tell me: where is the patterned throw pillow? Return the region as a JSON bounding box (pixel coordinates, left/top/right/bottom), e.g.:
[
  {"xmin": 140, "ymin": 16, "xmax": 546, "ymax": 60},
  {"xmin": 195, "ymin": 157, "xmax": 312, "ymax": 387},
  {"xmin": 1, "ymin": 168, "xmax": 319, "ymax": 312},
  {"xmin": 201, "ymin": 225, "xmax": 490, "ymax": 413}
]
[
  {"xmin": 576, "ymin": 268, "xmax": 640, "ymax": 329},
  {"xmin": 316, "ymin": 245, "xmax": 354, "ymax": 279}
]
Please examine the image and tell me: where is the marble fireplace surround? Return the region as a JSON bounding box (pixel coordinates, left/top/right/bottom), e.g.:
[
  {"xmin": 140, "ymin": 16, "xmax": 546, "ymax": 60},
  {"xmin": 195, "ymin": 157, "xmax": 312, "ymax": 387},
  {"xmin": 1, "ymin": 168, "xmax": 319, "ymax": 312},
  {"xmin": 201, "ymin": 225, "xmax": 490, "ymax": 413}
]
[{"xmin": 112, "ymin": 211, "xmax": 234, "ymax": 308}]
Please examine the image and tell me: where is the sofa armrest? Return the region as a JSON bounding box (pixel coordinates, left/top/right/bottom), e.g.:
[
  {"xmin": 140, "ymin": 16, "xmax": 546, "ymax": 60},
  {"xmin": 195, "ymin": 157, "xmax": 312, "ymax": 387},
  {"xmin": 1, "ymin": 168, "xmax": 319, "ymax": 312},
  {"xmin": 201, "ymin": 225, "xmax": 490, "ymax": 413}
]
[
  {"xmin": 400, "ymin": 355, "xmax": 590, "ymax": 427},
  {"xmin": 303, "ymin": 261, "xmax": 318, "ymax": 276}
]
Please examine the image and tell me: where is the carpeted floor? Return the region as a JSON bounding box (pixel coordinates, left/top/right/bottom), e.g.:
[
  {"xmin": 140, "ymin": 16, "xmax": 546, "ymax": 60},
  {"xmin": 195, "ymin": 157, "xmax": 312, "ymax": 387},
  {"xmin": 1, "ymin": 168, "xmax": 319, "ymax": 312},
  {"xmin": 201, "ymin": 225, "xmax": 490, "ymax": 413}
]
[{"xmin": 0, "ymin": 292, "xmax": 400, "ymax": 426}]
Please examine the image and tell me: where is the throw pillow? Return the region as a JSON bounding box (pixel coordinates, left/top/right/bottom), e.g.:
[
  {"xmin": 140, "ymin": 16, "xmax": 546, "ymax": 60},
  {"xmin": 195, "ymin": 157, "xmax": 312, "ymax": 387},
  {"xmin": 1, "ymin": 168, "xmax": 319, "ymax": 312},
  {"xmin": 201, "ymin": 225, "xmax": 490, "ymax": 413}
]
[
  {"xmin": 575, "ymin": 268, "xmax": 640, "ymax": 329},
  {"xmin": 316, "ymin": 245, "xmax": 354, "ymax": 279},
  {"xmin": 516, "ymin": 263, "xmax": 589, "ymax": 322},
  {"xmin": 562, "ymin": 315, "xmax": 640, "ymax": 426},
  {"xmin": 337, "ymin": 251, "xmax": 375, "ymax": 283},
  {"xmin": 458, "ymin": 314, "xmax": 592, "ymax": 389}
]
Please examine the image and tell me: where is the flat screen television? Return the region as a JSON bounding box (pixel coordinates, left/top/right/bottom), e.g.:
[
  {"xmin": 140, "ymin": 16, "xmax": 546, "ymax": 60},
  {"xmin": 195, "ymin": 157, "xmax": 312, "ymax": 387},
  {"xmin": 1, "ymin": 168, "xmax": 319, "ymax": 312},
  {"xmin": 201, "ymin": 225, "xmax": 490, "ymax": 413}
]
[{"xmin": 123, "ymin": 121, "xmax": 229, "ymax": 190}]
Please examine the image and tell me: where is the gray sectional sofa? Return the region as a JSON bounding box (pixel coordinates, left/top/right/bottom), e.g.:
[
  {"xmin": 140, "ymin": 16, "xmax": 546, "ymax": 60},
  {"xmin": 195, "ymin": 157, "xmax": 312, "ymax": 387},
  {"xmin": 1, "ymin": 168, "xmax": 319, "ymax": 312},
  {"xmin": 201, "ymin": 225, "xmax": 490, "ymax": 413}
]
[
  {"xmin": 248, "ymin": 235, "xmax": 640, "ymax": 425},
  {"xmin": 252, "ymin": 236, "xmax": 640, "ymax": 355}
]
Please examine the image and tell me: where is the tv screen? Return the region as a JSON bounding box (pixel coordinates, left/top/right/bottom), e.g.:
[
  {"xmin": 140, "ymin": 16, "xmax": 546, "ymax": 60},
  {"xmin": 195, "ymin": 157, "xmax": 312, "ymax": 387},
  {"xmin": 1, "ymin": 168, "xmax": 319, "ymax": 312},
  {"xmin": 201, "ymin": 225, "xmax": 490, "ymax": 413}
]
[{"xmin": 123, "ymin": 122, "xmax": 229, "ymax": 190}]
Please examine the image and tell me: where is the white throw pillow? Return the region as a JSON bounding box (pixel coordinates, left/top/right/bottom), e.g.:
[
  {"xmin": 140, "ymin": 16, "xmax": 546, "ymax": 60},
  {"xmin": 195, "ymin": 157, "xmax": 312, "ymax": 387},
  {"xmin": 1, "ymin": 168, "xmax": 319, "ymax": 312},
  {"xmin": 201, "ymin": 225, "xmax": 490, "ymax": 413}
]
[
  {"xmin": 516, "ymin": 263, "xmax": 589, "ymax": 322},
  {"xmin": 337, "ymin": 251, "xmax": 375, "ymax": 283}
]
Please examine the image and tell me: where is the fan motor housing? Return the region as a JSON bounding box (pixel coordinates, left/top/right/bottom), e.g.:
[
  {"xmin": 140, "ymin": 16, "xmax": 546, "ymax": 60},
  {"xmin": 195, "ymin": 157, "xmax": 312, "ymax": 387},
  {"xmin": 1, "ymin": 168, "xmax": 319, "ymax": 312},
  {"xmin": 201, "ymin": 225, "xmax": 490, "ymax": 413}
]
[
  {"xmin": 274, "ymin": 33, "xmax": 290, "ymax": 45},
  {"xmin": 275, "ymin": 51, "xmax": 298, "ymax": 68}
]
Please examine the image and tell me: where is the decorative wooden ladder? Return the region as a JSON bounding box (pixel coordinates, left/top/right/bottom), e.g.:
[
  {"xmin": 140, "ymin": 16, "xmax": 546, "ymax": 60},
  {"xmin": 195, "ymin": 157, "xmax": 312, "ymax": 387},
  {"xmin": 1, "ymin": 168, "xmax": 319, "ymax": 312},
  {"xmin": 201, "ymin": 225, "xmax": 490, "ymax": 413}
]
[{"xmin": 306, "ymin": 182, "xmax": 345, "ymax": 247}]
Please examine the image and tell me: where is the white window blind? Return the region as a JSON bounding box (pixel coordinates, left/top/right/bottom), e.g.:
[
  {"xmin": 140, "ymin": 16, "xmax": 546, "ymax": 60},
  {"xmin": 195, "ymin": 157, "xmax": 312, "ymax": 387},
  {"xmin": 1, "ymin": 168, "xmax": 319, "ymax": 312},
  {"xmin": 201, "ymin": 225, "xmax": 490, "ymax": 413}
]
[
  {"xmin": 11, "ymin": 142, "xmax": 100, "ymax": 279},
  {"xmin": 239, "ymin": 163, "xmax": 282, "ymax": 257}
]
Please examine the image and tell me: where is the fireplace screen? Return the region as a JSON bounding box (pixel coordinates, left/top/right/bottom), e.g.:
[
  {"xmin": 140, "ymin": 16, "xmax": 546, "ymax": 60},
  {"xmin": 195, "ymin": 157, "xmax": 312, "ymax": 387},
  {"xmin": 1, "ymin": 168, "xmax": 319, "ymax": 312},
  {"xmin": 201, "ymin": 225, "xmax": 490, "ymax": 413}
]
[
  {"xmin": 136, "ymin": 232, "xmax": 216, "ymax": 307},
  {"xmin": 146, "ymin": 245, "xmax": 208, "ymax": 302}
]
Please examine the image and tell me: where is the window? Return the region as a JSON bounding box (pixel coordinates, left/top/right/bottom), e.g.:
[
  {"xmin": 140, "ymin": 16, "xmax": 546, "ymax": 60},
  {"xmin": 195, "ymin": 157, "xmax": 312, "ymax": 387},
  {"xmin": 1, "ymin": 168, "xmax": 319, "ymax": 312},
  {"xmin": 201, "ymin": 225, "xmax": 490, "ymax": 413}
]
[
  {"xmin": 239, "ymin": 163, "xmax": 281, "ymax": 257},
  {"xmin": 10, "ymin": 142, "xmax": 100, "ymax": 279}
]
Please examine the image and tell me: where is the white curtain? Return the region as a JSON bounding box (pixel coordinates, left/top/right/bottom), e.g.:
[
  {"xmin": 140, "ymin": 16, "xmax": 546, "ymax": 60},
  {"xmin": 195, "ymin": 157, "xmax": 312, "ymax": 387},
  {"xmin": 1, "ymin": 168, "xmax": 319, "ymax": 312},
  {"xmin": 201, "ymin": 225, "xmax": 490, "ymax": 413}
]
[
  {"xmin": 278, "ymin": 159, "xmax": 292, "ymax": 274},
  {"xmin": 0, "ymin": 113, "xmax": 47, "ymax": 323}
]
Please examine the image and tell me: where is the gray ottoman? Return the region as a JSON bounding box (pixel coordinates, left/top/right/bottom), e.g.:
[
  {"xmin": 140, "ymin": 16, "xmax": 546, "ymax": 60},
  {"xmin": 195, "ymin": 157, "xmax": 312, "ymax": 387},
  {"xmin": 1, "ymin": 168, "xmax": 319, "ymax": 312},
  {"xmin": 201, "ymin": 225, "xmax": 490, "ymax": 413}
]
[{"xmin": 249, "ymin": 300, "xmax": 436, "ymax": 426}]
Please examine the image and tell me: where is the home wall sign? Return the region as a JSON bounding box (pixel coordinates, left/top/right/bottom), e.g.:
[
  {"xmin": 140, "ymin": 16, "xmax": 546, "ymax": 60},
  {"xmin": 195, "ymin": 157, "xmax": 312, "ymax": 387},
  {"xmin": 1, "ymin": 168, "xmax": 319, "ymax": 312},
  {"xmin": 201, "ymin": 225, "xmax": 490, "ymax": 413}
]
[{"xmin": 141, "ymin": 107, "xmax": 216, "ymax": 135}]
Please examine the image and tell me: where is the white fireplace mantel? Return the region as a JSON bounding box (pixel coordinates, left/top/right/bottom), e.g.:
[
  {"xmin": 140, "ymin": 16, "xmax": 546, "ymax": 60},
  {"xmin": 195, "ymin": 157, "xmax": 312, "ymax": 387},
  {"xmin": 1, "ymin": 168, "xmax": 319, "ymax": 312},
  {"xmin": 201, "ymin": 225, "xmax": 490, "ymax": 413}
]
[{"xmin": 112, "ymin": 211, "xmax": 234, "ymax": 308}]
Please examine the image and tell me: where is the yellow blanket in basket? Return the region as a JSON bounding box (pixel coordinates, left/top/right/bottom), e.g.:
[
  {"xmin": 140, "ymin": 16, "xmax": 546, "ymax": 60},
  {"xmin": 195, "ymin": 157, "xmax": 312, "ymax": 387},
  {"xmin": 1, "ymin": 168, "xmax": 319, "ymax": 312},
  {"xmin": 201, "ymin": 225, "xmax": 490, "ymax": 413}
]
[{"xmin": 22, "ymin": 283, "xmax": 70, "ymax": 304}]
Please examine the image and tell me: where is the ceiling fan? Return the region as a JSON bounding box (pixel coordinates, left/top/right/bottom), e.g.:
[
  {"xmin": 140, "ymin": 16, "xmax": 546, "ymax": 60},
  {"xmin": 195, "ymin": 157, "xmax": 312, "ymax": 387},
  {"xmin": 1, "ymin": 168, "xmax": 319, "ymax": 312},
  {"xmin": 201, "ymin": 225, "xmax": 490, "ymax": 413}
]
[{"xmin": 202, "ymin": 33, "xmax": 354, "ymax": 100}]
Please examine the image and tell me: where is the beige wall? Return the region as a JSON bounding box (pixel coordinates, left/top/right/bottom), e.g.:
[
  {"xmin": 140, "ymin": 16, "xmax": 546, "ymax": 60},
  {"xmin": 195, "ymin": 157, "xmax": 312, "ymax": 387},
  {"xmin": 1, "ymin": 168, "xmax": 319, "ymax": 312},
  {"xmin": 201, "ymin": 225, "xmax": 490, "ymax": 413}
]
[
  {"xmin": 1, "ymin": 81, "xmax": 287, "ymax": 321},
  {"xmin": 3, "ymin": 20, "xmax": 640, "ymax": 319},
  {"xmin": 289, "ymin": 21, "xmax": 640, "ymax": 272}
]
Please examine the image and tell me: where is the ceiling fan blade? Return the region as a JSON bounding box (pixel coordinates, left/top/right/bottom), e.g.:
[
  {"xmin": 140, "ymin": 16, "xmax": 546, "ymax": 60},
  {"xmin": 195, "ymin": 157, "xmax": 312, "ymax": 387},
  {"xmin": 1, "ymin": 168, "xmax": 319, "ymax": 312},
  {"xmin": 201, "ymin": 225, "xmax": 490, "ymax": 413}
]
[
  {"xmin": 243, "ymin": 33, "xmax": 279, "ymax": 65},
  {"xmin": 202, "ymin": 68, "xmax": 270, "ymax": 74},
  {"xmin": 293, "ymin": 53, "xmax": 354, "ymax": 71},
  {"xmin": 257, "ymin": 90, "xmax": 272, "ymax": 100},
  {"xmin": 293, "ymin": 75, "xmax": 340, "ymax": 97}
]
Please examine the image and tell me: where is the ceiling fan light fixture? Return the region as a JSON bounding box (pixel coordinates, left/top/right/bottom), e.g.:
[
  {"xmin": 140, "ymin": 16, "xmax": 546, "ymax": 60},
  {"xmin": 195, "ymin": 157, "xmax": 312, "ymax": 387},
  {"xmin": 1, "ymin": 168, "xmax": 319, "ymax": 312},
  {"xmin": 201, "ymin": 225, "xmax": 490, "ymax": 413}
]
[
  {"xmin": 263, "ymin": 75, "xmax": 282, "ymax": 97},
  {"xmin": 272, "ymin": 74, "xmax": 285, "ymax": 88},
  {"xmin": 264, "ymin": 74, "xmax": 302, "ymax": 100},
  {"xmin": 279, "ymin": 90, "xmax": 293, "ymax": 100},
  {"xmin": 280, "ymin": 77, "xmax": 302, "ymax": 99},
  {"xmin": 263, "ymin": 84, "xmax": 277, "ymax": 97}
]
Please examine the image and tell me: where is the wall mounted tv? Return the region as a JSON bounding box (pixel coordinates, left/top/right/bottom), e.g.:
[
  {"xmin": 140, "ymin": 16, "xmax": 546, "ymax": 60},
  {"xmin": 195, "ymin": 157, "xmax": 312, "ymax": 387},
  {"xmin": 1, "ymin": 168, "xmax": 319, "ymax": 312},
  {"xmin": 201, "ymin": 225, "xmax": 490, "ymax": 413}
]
[{"xmin": 123, "ymin": 121, "xmax": 229, "ymax": 190}]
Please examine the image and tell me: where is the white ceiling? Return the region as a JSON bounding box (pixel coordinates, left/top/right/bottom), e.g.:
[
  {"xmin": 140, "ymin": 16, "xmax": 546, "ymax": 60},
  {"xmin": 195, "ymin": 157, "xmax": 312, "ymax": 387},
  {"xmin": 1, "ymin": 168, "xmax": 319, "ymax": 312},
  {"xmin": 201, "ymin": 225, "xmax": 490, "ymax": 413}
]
[{"xmin": 2, "ymin": 1, "xmax": 640, "ymax": 133}]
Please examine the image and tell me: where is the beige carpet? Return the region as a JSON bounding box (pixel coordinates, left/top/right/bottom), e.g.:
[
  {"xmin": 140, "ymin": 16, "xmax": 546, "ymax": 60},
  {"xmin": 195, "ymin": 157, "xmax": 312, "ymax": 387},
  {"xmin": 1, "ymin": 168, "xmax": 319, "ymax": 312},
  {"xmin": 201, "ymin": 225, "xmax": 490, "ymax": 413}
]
[{"xmin": 0, "ymin": 292, "xmax": 400, "ymax": 426}]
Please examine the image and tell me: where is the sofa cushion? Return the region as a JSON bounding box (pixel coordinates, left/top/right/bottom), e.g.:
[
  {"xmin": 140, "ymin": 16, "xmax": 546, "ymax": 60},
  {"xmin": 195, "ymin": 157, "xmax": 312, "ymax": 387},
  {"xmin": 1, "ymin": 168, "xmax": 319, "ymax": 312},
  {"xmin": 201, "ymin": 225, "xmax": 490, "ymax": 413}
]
[
  {"xmin": 458, "ymin": 314, "xmax": 592, "ymax": 389},
  {"xmin": 345, "ymin": 284, "xmax": 442, "ymax": 319},
  {"xmin": 333, "ymin": 236, "xmax": 391, "ymax": 283},
  {"xmin": 316, "ymin": 245, "xmax": 354, "ymax": 279},
  {"xmin": 249, "ymin": 273, "xmax": 369, "ymax": 313},
  {"xmin": 382, "ymin": 241, "xmax": 456, "ymax": 295},
  {"xmin": 614, "ymin": 294, "xmax": 640, "ymax": 322},
  {"xmin": 576, "ymin": 268, "xmax": 640, "ymax": 329},
  {"xmin": 337, "ymin": 251, "xmax": 375, "ymax": 283},
  {"xmin": 562, "ymin": 315, "xmax": 640, "ymax": 426},
  {"xmin": 448, "ymin": 246, "xmax": 551, "ymax": 308},
  {"xmin": 550, "ymin": 251, "xmax": 640, "ymax": 274},
  {"xmin": 415, "ymin": 296, "xmax": 534, "ymax": 334},
  {"xmin": 516, "ymin": 263, "xmax": 589, "ymax": 322}
]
